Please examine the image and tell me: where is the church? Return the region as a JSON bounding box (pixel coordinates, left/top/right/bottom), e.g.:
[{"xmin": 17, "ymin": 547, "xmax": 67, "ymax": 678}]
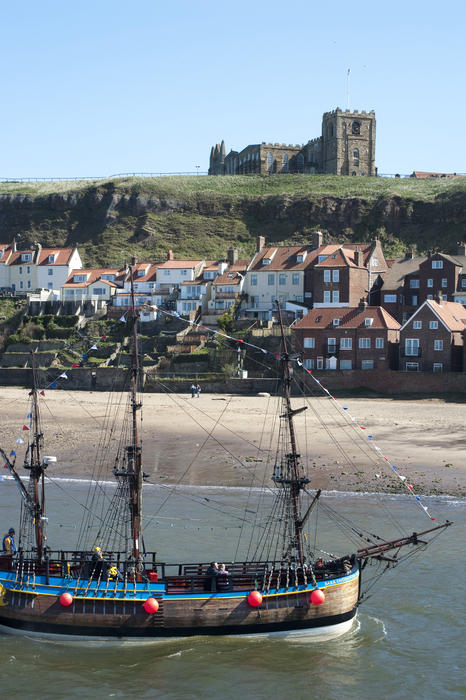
[{"xmin": 209, "ymin": 108, "xmax": 376, "ymax": 177}]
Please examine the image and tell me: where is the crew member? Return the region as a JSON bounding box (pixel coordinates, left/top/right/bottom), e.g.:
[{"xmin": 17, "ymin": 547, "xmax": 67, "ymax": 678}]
[{"xmin": 2, "ymin": 528, "xmax": 17, "ymax": 555}]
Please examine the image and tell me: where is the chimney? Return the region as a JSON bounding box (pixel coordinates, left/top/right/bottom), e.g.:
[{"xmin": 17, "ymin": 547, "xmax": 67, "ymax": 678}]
[
  {"xmin": 256, "ymin": 236, "xmax": 265, "ymax": 253},
  {"xmin": 405, "ymin": 249, "xmax": 414, "ymax": 260},
  {"xmin": 354, "ymin": 247, "xmax": 363, "ymax": 267},
  {"xmin": 359, "ymin": 299, "xmax": 368, "ymax": 311},
  {"xmin": 12, "ymin": 237, "xmax": 17, "ymax": 253},
  {"xmin": 227, "ymin": 247, "xmax": 238, "ymax": 266},
  {"xmin": 167, "ymin": 249, "xmax": 174, "ymax": 261},
  {"xmin": 312, "ymin": 230, "xmax": 323, "ymax": 249},
  {"xmin": 34, "ymin": 242, "xmax": 42, "ymax": 263},
  {"xmin": 457, "ymin": 242, "xmax": 466, "ymax": 256}
]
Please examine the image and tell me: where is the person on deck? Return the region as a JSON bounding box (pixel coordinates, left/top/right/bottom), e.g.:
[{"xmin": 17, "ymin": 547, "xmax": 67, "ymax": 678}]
[
  {"xmin": 196, "ymin": 384, "xmax": 201, "ymax": 398},
  {"xmin": 216, "ymin": 563, "xmax": 230, "ymax": 591},
  {"xmin": 2, "ymin": 528, "xmax": 17, "ymax": 555},
  {"xmin": 205, "ymin": 561, "xmax": 218, "ymax": 592},
  {"xmin": 91, "ymin": 546, "xmax": 107, "ymax": 579},
  {"xmin": 190, "ymin": 384, "xmax": 196, "ymax": 398}
]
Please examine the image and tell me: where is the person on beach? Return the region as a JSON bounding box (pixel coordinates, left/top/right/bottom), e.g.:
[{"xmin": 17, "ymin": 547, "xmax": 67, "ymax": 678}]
[
  {"xmin": 2, "ymin": 528, "xmax": 17, "ymax": 555},
  {"xmin": 196, "ymin": 384, "xmax": 201, "ymax": 398},
  {"xmin": 190, "ymin": 384, "xmax": 196, "ymax": 398}
]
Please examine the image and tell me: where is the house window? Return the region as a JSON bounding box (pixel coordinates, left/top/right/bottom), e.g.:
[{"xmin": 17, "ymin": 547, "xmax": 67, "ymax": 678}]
[
  {"xmin": 251, "ymin": 274, "xmax": 257, "ymax": 286},
  {"xmin": 427, "ymin": 279, "xmax": 433, "ymax": 287},
  {"xmin": 405, "ymin": 362, "xmax": 419, "ymax": 371},
  {"xmin": 21, "ymin": 253, "xmax": 32, "ymax": 262},
  {"xmin": 323, "ymin": 291, "xmax": 331, "ymax": 303},
  {"xmin": 297, "ymin": 153, "xmax": 304, "ymax": 172},
  {"xmin": 434, "ymin": 340, "xmax": 443, "ymax": 351},
  {"xmin": 279, "ymin": 273, "xmax": 286, "ymax": 286},
  {"xmin": 19, "ymin": 266, "xmax": 23, "ymax": 274},
  {"xmin": 412, "ymin": 295, "xmax": 418, "ymax": 305},
  {"xmin": 433, "ymin": 363, "xmax": 443, "ymax": 372},
  {"xmin": 361, "ymin": 360, "xmax": 374, "ymax": 370},
  {"xmin": 163, "ymin": 270, "xmax": 170, "ymax": 276},
  {"xmin": 93, "ymin": 287, "xmax": 105, "ymax": 295},
  {"xmin": 292, "ymin": 273, "xmax": 299, "ymax": 285},
  {"xmin": 384, "ymin": 294, "xmax": 397, "ymax": 302},
  {"xmin": 375, "ymin": 337, "xmax": 384, "ymax": 349},
  {"xmin": 332, "ymin": 270, "xmax": 339, "ymax": 282},
  {"xmin": 333, "ymin": 318, "xmax": 340, "ymax": 326},
  {"xmin": 65, "ymin": 289, "xmax": 74, "ymax": 297},
  {"xmin": 26, "ymin": 266, "xmax": 30, "ymax": 274},
  {"xmin": 432, "ymin": 260, "xmax": 443, "ymax": 269},
  {"xmin": 442, "ymin": 294, "xmax": 447, "ymax": 301},
  {"xmin": 181, "ymin": 269, "xmax": 187, "ymax": 276},
  {"xmin": 462, "ymin": 279, "xmax": 466, "ymax": 288},
  {"xmin": 27, "ymin": 280, "xmax": 31, "ymax": 289},
  {"xmin": 318, "ymin": 255, "xmax": 328, "ymax": 263},
  {"xmin": 410, "ymin": 279, "xmax": 420, "ymax": 288},
  {"xmin": 359, "ymin": 338, "xmax": 370, "ymax": 348},
  {"xmin": 267, "ymin": 152, "xmax": 273, "ymax": 172},
  {"xmin": 413, "ymin": 321, "xmax": 422, "ymax": 329},
  {"xmin": 304, "ymin": 359, "xmax": 314, "ymax": 369},
  {"xmin": 353, "ymin": 148, "xmax": 359, "ymax": 165},
  {"xmin": 427, "ymin": 295, "xmax": 433, "ymax": 300},
  {"xmin": 332, "ymin": 291, "xmax": 339, "ymax": 303},
  {"xmin": 268, "ymin": 274, "xmax": 275, "ymax": 286},
  {"xmin": 442, "ymin": 278, "xmax": 447, "ymax": 288},
  {"xmin": 19, "ymin": 281, "xmax": 23, "ymax": 289},
  {"xmin": 340, "ymin": 359, "xmax": 352, "ymax": 369},
  {"xmin": 327, "ymin": 337, "xmax": 336, "ymax": 351},
  {"xmin": 340, "ymin": 338, "xmax": 352, "ymax": 349},
  {"xmin": 303, "ymin": 337, "xmax": 315, "ymax": 348},
  {"xmin": 429, "ymin": 321, "xmax": 438, "ymax": 329},
  {"xmin": 324, "ymin": 270, "xmax": 331, "ymax": 282},
  {"xmin": 48, "ymin": 269, "xmax": 53, "ymax": 276},
  {"xmin": 74, "ymin": 275, "xmax": 87, "ymax": 283},
  {"xmin": 371, "ymin": 258, "xmax": 379, "ymax": 267},
  {"xmin": 405, "ymin": 338, "xmax": 419, "ymax": 356},
  {"xmin": 364, "ymin": 318, "xmax": 373, "ymax": 326},
  {"xmin": 316, "ymin": 357, "xmax": 324, "ymax": 369}
]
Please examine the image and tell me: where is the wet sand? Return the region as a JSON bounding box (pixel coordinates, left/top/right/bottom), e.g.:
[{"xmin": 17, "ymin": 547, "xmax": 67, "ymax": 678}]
[{"xmin": 0, "ymin": 387, "xmax": 464, "ymax": 497}]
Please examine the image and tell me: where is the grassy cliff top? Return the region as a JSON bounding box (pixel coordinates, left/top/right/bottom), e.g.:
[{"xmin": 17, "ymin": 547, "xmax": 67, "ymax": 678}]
[{"xmin": 1, "ymin": 173, "xmax": 465, "ymax": 201}]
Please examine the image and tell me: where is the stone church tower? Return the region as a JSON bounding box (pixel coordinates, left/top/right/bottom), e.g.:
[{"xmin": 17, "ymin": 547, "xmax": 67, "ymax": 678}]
[
  {"xmin": 208, "ymin": 108, "xmax": 376, "ymax": 176},
  {"xmin": 321, "ymin": 109, "xmax": 376, "ymax": 176}
]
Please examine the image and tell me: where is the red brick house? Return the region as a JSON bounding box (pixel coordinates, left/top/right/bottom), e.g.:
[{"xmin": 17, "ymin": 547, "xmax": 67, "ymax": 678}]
[
  {"xmin": 399, "ymin": 300, "xmax": 466, "ymax": 372},
  {"xmin": 381, "ymin": 245, "xmax": 466, "ymax": 323},
  {"xmin": 292, "ymin": 303, "xmax": 400, "ymax": 371}
]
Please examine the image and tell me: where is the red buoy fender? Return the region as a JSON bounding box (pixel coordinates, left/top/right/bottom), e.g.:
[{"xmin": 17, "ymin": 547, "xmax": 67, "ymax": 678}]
[
  {"xmin": 310, "ymin": 588, "xmax": 325, "ymax": 605},
  {"xmin": 143, "ymin": 597, "xmax": 159, "ymax": 614},
  {"xmin": 60, "ymin": 592, "xmax": 73, "ymax": 607},
  {"xmin": 247, "ymin": 590, "xmax": 263, "ymax": 607}
]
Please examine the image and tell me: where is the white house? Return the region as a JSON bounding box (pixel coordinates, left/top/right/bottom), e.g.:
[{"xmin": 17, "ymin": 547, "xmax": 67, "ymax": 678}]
[
  {"xmin": 61, "ymin": 269, "xmax": 120, "ymax": 303},
  {"xmin": 35, "ymin": 246, "xmax": 82, "ymax": 292}
]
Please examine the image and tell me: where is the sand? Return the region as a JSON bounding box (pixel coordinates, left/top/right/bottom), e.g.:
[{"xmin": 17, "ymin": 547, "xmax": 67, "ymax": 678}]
[{"xmin": 0, "ymin": 387, "xmax": 464, "ymax": 497}]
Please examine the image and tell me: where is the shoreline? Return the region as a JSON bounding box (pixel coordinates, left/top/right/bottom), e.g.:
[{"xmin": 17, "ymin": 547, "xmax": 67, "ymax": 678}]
[{"xmin": 0, "ymin": 387, "xmax": 465, "ymax": 498}]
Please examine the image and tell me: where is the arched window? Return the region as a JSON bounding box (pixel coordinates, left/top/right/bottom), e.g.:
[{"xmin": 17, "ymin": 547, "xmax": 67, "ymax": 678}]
[
  {"xmin": 282, "ymin": 153, "xmax": 289, "ymax": 172},
  {"xmin": 352, "ymin": 121, "xmax": 360, "ymax": 135},
  {"xmin": 297, "ymin": 153, "xmax": 304, "ymax": 173},
  {"xmin": 267, "ymin": 152, "xmax": 274, "ymax": 173},
  {"xmin": 353, "ymin": 148, "xmax": 359, "ymax": 166}
]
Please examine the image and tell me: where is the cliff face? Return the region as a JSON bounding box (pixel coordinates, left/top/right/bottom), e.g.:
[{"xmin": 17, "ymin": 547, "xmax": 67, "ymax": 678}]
[{"xmin": 0, "ymin": 177, "xmax": 464, "ymax": 265}]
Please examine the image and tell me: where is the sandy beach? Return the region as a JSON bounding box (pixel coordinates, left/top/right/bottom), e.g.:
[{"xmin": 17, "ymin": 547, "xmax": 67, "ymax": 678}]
[{"xmin": 0, "ymin": 387, "xmax": 464, "ymax": 497}]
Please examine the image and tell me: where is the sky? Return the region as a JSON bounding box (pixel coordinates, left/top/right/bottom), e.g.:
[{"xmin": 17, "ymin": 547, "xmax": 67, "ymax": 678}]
[{"xmin": 0, "ymin": 0, "xmax": 465, "ymax": 179}]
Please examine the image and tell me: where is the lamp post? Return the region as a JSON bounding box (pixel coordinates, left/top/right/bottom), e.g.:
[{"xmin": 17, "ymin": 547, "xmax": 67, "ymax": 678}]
[{"xmin": 195, "ymin": 165, "xmax": 200, "ymax": 176}]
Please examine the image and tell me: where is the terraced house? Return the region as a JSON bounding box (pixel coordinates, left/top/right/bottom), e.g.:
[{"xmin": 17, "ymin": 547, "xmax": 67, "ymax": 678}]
[{"xmin": 292, "ymin": 303, "xmax": 400, "ymax": 371}]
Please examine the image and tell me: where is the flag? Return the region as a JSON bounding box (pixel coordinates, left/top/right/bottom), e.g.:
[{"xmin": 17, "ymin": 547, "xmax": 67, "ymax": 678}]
[
  {"xmin": 27, "ymin": 412, "xmax": 32, "ymax": 419},
  {"xmin": 51, "ymin": 381, "xmax": 57, "ymax": 388},
  {"xmin": 9, "ymin": 451, "xmax": 16, "ymax": 457},
  {"xmin": 40, "ymin": 390, "xmax": 45, "ymax": 397},
  {"xmin": 16, "ymin": 437, "xmax": 24, "ymax": 444},
  {"xmin": 22, "ymin": 425, "xmax": 29, "ymax": 431},
  {"xmin": 81, "ymin": 354, "xmax": 87, "ymax": 360},
  {"xmin": 119, "ymin": 316, "xmax": 126, "ymax": 323},
  {"xmin": 59, "ymin": 372, "xmax": 68, "ymax": 380},
  {"xmin": 90, "ymin": 344, "xmax": 98, "ymax": 350},
  {"xmin": 72, "ymin": 364, "xmax": 80, "ymax": 368}
]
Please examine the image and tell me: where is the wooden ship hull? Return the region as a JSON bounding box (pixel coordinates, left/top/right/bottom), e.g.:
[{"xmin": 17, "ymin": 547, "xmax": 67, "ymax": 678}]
[{"xmin": 0, "ymin": 559, "xmax": 359, "ymax": 640}]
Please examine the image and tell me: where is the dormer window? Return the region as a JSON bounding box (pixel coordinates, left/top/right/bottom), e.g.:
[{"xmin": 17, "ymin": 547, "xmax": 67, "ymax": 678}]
[
  {"xmin": 333, "ymin": 318, "xmax": 340, "ymax": 326},
  {"xmin": 73, "ymin": 274, "xmax": 88, "ymax": 283},
  {"xmin": 296, "ymin": 251, "xmax": 307, "ymax": 263},
  {"xmin": 365, "ymin": 318, "xmax": 374, "ymax": 326},
  {"xmin": 48, "ymin": 254, "xmax": 56, "ymax": 263},
  {"xmin": 262, "ymin": 248, "xmax": 277, "ymax": 265},
  {"xmin": 137, "ymin": 270, "xmax": 145, "ymax": 277},
  {"xmin": 316, "ymin": 315, "xmax": 322, "ymax": 323},
  {"xmin": 318, "ymin": 255, "xmax": 328, "ymax": 263},
  {"xmin": 21, "ymin": 253, "xmax": 32, "ymax": 262}
]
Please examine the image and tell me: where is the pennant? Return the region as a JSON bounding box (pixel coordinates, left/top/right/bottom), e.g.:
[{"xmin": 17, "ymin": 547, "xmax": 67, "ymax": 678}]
[
  {"xmin": 360, "ymin": 426, "xmax": 366, "ymax": 430},
  {"xmin": 431, "ymin": 517, "xmax": 436, "ymax": 521},
  {"xmin": 72, "ymin": 364, "xmax": 80, "ymax": 368},
  {"xmin": 9, "ymin": 451, "xmax": 16, "ymax": 457},
  {"xmin": 119, "ymin": 316, "xmax": 126, "ymax": 323},
  {"xmin": 81, "ymin": 354, "xmax": 87, "ymax": 360},
  {"xmin": 51, "ymin": 381, "xmax": 57, "ymax": 388},
  {"xmin": 27, "ymin": 412, "xmax": 32, "ymax": 419},
  {"xmin": 398, "ymin": 475, "xmax": 407, "ymax": 481},
  {"xmin": 368, "ymin": 435, "xmax": 373, "ymax": 440},
  {"xmin": 343, "ymin": 407, "xmax": 348, "ymax": 410},
  {"xmin": 101, "ymin": 334, "xmax": 108, "ymax": 340},
  {"xmin": 22, "ymin": 425, "xmax": 29, "ymax": 431},
  {"xmin": 3, "ymin": 464, "xmax": 8, "ymax": 469},
  {"xmin": 261, "ymin": 348, "xmax": 267, "ymax": 354},
  {"xmin": 59, "ymin": 372, "xmax": 68, "ymax": 380},
  {"xmin": 90, "ymin": 344, "xmax": 98, "ymax": 351},
  {"xmin": 40, "ymin": 390, "xmax": 45, "ymax": 397},
  {"xmin": 407, "ymin": 484, "xmax": 413, "ymax": 490},
  {"xmin": 16, "ymin": 437, "xmax": 24, "ymax": 444}
]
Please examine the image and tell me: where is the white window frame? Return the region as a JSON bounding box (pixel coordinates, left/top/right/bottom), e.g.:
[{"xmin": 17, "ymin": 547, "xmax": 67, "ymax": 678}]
[
  {"xmin": 323, "ymin": 270, "xmax": 331, "ymax": 282},
  {"xmin": 303, "ymin": 337, "xmax": 315, "ymax": 348},
  {"xmin": 361, "ymin": 360, "xmax": 374, "ymax": 370},
  {"xmin": 405, "ymin": 338, "xmax": 419, "ymax": 356},
  {"xmin": 340, "ymin": 359, "xmax": 352, "ymax": 369},
  {"xmin": 432, "ymin": 260, "xmax": 443, "ymax": 269},
  {"xmin": 332, "ymin": 291, "xmax": 339, "ymax": 303},
  {"xmin": 268, "ymin": 274, "xmax": 275, "ymax": 286},
  {"xmin": 413, "ymin": 320, "xmax": 422, "ymax": 329},
  {"xmin": 316, "ymin": 356, "xmax": 324, "ymax": 370},
  {"xmin": 410, "ymin": 279, "xmax": 420, "ymax": 288},
  {"xmin": 303, "ymin": 359, "xmax": 314, "ymax": 369},
  {"xmin": 429, "ymin": 320, "xmax": 438, "ymax": 329},
  {"xmin": 405, "ymin": 362, "xmax": 419, "ymax": 371},
  {"xmin": 433, "ymin": 363, "xmax": 443, "ymax": 373},
  {"xmin": 332, "ymin": 270, "xmax": 339, "ymax": 282},
  {"xmin": 375, "ymin": 337, "xmax": 384, "ymax": 349},
  {"xmin": 434, "ymin": 339, "xmax": 443, "ymax": 351},
  {"xmin": 384, "ymin": 294, "xmax": 397, "ymax": 303},
  {"xmin": 279, "ymin": 273, "xmax": 286, "ymax": 286},
  {"xmin": 340, "ymin": 337, "xmax": 352, "ymax": 350},
  {"xmin": 442, "ymin": 278, "xmax": 447, "ymax": 288},
  {"xmin": 323, "ymin": 291, "xmax": 331, "ymax": 303},
  {"xmin": 359, "ymin": 337, "xmax": 370, "ymax": 349},
  {"xmin": 333, "ymin": 318, "xmax": 340, "ymax": 326},
  {"xmin": 427, "ymin": 278, "xmax": 433, "ymax": 287}
]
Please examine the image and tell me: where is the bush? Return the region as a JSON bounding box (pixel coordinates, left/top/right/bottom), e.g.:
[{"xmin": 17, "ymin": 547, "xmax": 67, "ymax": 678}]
[{"xmin": 6, "ymin": 333, "xmax": 32, "ymax": 347}]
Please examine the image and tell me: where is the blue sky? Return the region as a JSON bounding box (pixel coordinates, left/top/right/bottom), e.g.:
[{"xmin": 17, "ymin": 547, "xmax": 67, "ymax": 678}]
[{"xmin": 0, "ymin": 0, "xmax": 464, "ymax": 178}]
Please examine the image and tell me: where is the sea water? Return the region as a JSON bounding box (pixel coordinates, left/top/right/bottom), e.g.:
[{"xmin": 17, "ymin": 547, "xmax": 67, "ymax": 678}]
[{"xmin": 0, "ymin": 479, "xmax": 464, "ymax": 700}]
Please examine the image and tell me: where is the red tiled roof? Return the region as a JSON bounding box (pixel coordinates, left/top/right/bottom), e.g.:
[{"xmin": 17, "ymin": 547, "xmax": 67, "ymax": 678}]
[
  {"xmin": 249, "ymin": 246, "xmax": 317, "ymax": 272},
  {"xmin": 63, "ymin": 268, "xmax": 120, "ymax": 288},
  {"xmin": 157, "ymin": 260, "xmax": 203, "ymax": 269},
  {"xmin": 36, "ymin": 248, "xmax": 75, "ymax": 266},
  {"xmin": 425, "ymin": 300, "xmax": 466, "ymax": 331},
  {"xmin": 293, "ymin": 305, "xmax": 400, "ymax": 330}
]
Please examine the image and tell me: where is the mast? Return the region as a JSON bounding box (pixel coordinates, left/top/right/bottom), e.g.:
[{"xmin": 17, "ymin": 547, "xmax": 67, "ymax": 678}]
[
  {"xmin": 26, "ymin": 353, "xmax": 46, "ymax": 561},
  {"xmin": 128, "ymin": 259, "xmax": 143, "ymax": 563},
  {"xmin": 274, "ymin": 302, "xmax": 310, "ymax": 565}
]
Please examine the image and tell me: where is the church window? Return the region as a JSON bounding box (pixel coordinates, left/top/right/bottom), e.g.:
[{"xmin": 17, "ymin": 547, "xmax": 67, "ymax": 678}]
[
  {"xmin": 352, "ymin": 121, "xmax": 360, "ymax": 135},
  {"xmin": 327, "ymin": 123, "xmax": 334, "ymax": 138},
  {"xmin": 282, "ymin": 153, "xmax": 289, "ymax": 173},
  {"xmin": 297, "ymin": 153, "xmax": 304, "ymax": 173},
  {"xmin": 353, "ymin": 148, "xmax": 359, "ymax": 166},
  {"xmin": 267, "ymin": 152, "xmax": 273, "ymax": 173}
]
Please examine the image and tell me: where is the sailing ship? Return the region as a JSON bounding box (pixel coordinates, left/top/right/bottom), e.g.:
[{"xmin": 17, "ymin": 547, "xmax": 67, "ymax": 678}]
[{"xmin": 0, "ymin": 270, "xmax": 452, "ymax": 641}]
